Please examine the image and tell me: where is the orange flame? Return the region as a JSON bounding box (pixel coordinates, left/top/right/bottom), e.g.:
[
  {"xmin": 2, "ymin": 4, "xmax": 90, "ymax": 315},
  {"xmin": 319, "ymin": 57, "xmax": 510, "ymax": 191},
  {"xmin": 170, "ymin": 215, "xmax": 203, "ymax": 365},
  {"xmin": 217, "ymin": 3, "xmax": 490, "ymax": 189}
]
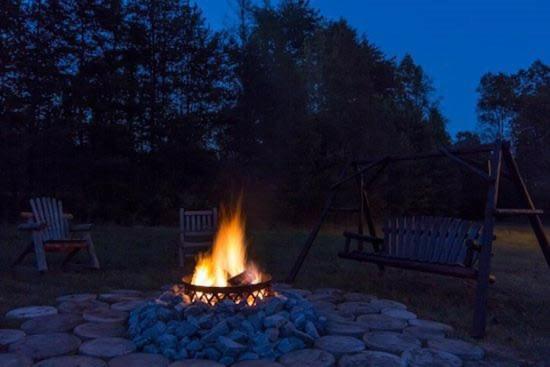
[{"xmin": 190, "ymin": 200, "xmax": 263, "ymax": 287}]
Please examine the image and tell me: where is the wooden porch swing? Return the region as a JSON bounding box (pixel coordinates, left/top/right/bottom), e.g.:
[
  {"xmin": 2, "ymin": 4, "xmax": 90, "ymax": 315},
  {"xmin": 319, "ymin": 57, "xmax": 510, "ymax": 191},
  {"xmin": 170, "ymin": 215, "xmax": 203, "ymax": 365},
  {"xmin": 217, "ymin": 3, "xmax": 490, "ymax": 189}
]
[{"xmin": 286, "ymin": 139, "xmax": 550, "ymax": 338}]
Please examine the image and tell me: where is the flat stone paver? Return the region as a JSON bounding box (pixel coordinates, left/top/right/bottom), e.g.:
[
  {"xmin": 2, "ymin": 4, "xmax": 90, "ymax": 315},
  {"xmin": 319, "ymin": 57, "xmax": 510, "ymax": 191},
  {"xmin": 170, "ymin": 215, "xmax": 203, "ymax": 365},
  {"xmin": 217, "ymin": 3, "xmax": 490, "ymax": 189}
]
[
  {"xmin": 403, "ymin": 326, "xmax": 446, "ymax": 341},
  {"xmin": 282, "ymin": 289, "xmax": 312, "ymax": 298},
  {"xmin": 307, "ymin": 293, "xmax": 341, "ymax": 303},
  {"xmin": 111, "ymin": 299, "xmax": 146, "ymax": 312},
  {"xmin": 108, "ymin": 353, "xmax": 170, "ymax": 367},
  {"xmin": 311, "ymin": 300, "xmax": 336, "ymax": 312},
  {"xmin": 98, "ymin": 293, "xmax": 143, "ymax": 304},
  {"xmin": 74, "ymin": 322, "xmax": 127, "ymax": 339},
  {"xmin": 231, "ymin": 361, "xmax": 284, "ymax": 367},
  {"xmin": 409, "ymin": 319, "xmax": 454, "ymax": 334},
  {"xmin": 343, "ymin": 292, "xmax": 376, "ymax": 302},
  {"xmin": 83, "ymin": 308, "xmax": 128, "ymax": 323},
  {"xmin": 5, "ymin": 305, "xmax": 58, "ymax": 320},
  {"xmin": 58, "ymin": 300, "xmax": 110, "ymax": 314},
  {"xmin": 381, "ymin": 308, "xmax": 417, "ymax": 320},
  {"xmin": 56, "ymin": 294, "xmax": 97, "ymax": 304},
  {"xmin": 109, "ymin": 289, "xmax": 144, "ymax": 297},
  {"xmin": 337, "ymin": 302, "xmax": 379, "ymax": 316},
  {"xmin": 0, "ymin": 353, "xmax": 33, "ymax": 367},
  {"xmin": 9, "ymin": 332, "xmax": 81, "ymax": 360},
  {"xmin": 20, "ymin": 313, "xmax": 83, "ymax": 334},
  {"xmin": 0, "ymin": 329, "xmax": 26, "ymax": 346},
  {"xmin": 314, "ymin": 335, "xmax": 365, "ymax": 357},
  {"xmin": 362, "ymin": 331, "xmax": 421, "ymax": 355},
  {"xmin": 402, "ymin": 348, "xmax": 463, "ymax": 367},
  {"xmin": 168, "ymin": 360, "xmax": 224, "ymax": 367},
  {"xmin": 428, "ymin": 338, "xmax": 484, "ymax": 361},
  {"xmin": 356, "ymin": 314, "xmax": 407, "ymax": 331},
  {"xmin": 278, "ymin": 348, "xmax": 335, "ymax": 367},
  {"xmin": 34, "ymin": 355, "xmax": 107, "ymax": 367},
  {"xmin": 79, "ymin": 337, "xmax": 136, "ymax": 358},
  {"xmin": 338, "ymin": 350, "xmax": 402, "ymax": 367},
  {"xmin": 318, "ymin": 309, "xmax": 355, "ymax": 322},
  {"xmin": 369, "ymin": 299, "xmax": 407, "ymax": 312},
  {"xmin": 326, "ymin": 321, "xmax": 369, "ymax": 337}
]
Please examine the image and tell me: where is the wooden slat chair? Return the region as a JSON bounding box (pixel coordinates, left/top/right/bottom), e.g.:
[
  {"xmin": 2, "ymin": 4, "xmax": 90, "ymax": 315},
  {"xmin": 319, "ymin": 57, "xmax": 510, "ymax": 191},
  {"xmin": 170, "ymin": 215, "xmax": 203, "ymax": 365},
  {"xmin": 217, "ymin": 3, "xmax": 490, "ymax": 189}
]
[
  {"xmin": 13, "ymin": 197, "xmax": 100, "ymax": 272},
  {"xmin": 339, "ymin": 216, "xmax": 489, "ymax": 280},
  {"xmin": 179, "ymin": 208, "xmax": 218, "ymax": 270}
]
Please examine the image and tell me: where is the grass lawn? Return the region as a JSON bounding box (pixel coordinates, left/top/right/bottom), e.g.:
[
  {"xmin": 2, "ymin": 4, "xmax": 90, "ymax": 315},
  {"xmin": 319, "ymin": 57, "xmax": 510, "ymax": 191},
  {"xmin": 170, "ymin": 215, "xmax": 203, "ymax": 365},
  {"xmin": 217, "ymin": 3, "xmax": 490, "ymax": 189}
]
[{"xmin": 1, "ymin": 223, "xmax": 549, "ymax": 362}]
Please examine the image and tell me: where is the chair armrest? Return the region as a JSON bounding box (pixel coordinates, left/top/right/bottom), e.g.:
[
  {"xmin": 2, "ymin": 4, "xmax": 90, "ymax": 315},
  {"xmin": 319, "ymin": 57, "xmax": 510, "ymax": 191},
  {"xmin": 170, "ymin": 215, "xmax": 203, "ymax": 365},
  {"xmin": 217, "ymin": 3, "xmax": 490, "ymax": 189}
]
[
  {"xmin": 70, "ymin": 223, "xmax": 93, "ymax": 232},
  {"xmin": 17, "ymin": 222, "xmax": 46, "ymax": 231}
]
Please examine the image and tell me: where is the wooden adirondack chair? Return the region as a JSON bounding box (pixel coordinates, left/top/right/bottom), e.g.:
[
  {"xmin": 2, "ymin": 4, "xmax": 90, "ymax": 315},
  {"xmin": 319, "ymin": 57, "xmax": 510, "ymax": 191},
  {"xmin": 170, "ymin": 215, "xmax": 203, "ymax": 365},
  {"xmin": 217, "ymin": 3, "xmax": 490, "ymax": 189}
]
[
  {"xmin": 179, "ymin": 208, "xmax": 218, "ymax": 270},
  {"xmin": 13, "ymin": 197, "xmax": 100, "ymax": 272}
]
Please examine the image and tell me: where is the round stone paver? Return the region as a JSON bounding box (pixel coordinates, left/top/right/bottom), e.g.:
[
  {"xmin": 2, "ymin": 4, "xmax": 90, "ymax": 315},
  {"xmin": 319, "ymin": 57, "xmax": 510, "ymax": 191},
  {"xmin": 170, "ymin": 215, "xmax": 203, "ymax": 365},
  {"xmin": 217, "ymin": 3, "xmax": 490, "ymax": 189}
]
[
  {"xmin": 56, "ymin": 294, "xmax": 97, "ymax": 304},
  {"xmin": 282, "ymin": 288, "xmax": 312, "ymax": 298},
  {"xmin": 9, "ymin": 333, "xmax": 81, "ymax": 360},
  {"xmin": 402, "ymin": 348, "xmax": 462, "ymax": 367},
  {"xmin": 231, "ymin": 361, "xmax": 284, "ymax": 367},
  {"xmin": 314, "ymin": 335, "xmax": 365, "ymax": 356},
  {"xmin": 0, "ymin": 353, "xmax": 33, "ymax": 367},
  {"xmin": 318, "ymin": 309, "xmax": 355, "ymax": 322},
  {"xmin": 83, "ymin": 308, "xmax": 128, "ymax": 323},
  {"xmin": 0, "ymin": 329, "xmax": 26, "ymax": 346},
  {"xmin": 402, "ymin": 348, "xmax": 463, "ymax": 367},
  {"xmin": 58, "ymin": 300, "xmax": 110, "ymax": 314},
  {"xmin": 5, "ymin": 305, "xmax": 58, "ymax": 320},
  {"xmin": 381, "ymin": 308, "xmax": 417, "ymax": 320},
  {"xmin": 111, "ymin": 299, "xmax": 146, "ymax": 312},
  {"xmin": 362, "ymin": 331, "xmax": 421, "ymax": 355},
  {"xmin": 338, "ymin": 350, "xmax": 402, "ymax": 367},
  {"xmin": 168, "ymin": 360, "xmax": 224, "ymax": 367},
  {"xmin": 409, "ymin": 319, "xmax": 454, "ymax": 334},
  {"xmin": 326, "ymin": 321, "xmax": 369, "ymax": 337},
  {"xmin": 109, "ymin": 289, "xmax": 144, "ymax": 297},
  {"xmin": 278, "ymin": 348, "xmax": 335, "ymax": 367},
  {"xmin": 311, "ymin": 300, "xmax": 336, "ymax": 312},
  {"xmin": 34, "ymin": 355, "xmax": 107, "ymax": 367},
  {"xmin": 403, "ymin": 326, "xmax": 446, "ymax": 341},
  {"xmin": 98, "ymin": 293, "xmax": 142, "ymax": 304},
  {"xmin": 356, "ymin": 314, "xmax": 407, "ymax": 331},
  {"xmin": 369, "ymin": 299, "xmax": 407, "ymax": 312},
  {"xmin": 21, "ymin": 313, "xmax": 83, "ymax": 335},
  {"xmin": 337, "ymin": 302, "xmax": 379, "ymax": 316},
  {"xmin": 343, "ymin": 292, "xmax": 376, "ymax": 302},
  {"xmin": 74, "ymin": 322, "xmax": 127, "ymax": 339},
  {"xmin": 79, "ymin": 337, "xmax": 136, "ymax": 358},
  {"xmin": 427, "ymin": 338, "xmax": 484, "ymax": 361},
  {"xmin": 108, "ymin": 353, "xmax": 170, "ymax": 367}
]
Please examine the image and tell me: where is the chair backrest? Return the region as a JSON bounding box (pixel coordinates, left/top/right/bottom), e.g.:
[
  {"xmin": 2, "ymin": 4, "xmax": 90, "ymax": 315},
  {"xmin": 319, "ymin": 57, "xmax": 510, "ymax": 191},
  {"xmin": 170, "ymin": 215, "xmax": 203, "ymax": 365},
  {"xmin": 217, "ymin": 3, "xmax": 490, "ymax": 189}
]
[
  {"xmin": 29, "ymin": 197, "xmax": 70, "ymax": 241},
  {"xmin": 382, "ymin": 216, "xmax": 482, "ymax": 266},
  {"xmin": 179, "ymin": 208, "xmax": 218, "ymax": 237}
]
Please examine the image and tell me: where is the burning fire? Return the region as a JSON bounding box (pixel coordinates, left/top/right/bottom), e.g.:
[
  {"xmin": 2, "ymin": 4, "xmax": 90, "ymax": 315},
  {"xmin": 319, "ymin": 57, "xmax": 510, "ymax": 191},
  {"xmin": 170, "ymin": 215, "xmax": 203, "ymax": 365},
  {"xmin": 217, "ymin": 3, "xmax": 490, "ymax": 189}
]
[{"xmin": 190, "ymin": 200, "xmax": 263, "ymax": 288}]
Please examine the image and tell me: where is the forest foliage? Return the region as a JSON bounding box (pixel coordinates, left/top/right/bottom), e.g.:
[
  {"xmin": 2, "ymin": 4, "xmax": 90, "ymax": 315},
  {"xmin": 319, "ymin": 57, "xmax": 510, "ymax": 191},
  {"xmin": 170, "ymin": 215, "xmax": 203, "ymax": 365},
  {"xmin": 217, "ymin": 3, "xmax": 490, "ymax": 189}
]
[{"xmin": 1, "ymin": 0, "xmax": 548, "ymax": 224}]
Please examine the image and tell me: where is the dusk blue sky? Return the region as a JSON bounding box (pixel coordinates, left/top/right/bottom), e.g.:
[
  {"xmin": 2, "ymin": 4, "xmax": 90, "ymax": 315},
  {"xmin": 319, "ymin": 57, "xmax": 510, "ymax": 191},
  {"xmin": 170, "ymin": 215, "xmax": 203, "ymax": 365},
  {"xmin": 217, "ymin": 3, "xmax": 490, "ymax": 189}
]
[{"xmin": 197, "ymin": 0, "xmax": 550, "ymax": 137}]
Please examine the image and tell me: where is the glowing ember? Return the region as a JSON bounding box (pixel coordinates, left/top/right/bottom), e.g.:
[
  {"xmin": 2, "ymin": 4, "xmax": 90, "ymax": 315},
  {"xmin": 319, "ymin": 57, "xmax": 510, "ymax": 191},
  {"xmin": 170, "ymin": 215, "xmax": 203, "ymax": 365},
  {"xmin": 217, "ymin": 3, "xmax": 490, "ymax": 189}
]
[{"xmin": 183, "ymin": 199, "xmax": 267, "ymax": 305}]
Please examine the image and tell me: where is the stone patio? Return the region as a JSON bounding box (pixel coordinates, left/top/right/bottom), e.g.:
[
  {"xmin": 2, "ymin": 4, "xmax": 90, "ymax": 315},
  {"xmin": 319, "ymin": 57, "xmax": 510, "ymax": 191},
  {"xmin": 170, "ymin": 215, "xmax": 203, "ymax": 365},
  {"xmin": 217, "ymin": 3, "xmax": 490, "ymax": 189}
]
[{"xmin": 0, "ymin": 285, "xmax": 519, "ymax": 366}]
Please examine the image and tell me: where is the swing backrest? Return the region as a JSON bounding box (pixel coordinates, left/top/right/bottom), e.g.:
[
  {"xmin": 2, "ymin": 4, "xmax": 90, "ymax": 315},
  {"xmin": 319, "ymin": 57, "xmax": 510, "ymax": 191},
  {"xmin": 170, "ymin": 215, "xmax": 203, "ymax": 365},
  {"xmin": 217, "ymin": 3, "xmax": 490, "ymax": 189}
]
[{"xmin": 382, "ymin": 216, "xmax": 482, "ymax": 266}]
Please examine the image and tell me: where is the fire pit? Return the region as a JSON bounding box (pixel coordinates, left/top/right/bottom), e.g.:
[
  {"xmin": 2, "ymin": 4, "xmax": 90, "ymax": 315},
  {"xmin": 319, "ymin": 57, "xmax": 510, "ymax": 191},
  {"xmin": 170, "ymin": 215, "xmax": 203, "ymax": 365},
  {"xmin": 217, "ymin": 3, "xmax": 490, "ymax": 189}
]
[
  {"xmin": 174, "ymin": 200, "xmax": 274, "ymax": 306},
  {"xmin": 180, "ymin": 275, "xmax": 273, "ymax": 306},
  {"xmin": 127, "ymin": 200, "xmax": 326, "ymax": 365}
]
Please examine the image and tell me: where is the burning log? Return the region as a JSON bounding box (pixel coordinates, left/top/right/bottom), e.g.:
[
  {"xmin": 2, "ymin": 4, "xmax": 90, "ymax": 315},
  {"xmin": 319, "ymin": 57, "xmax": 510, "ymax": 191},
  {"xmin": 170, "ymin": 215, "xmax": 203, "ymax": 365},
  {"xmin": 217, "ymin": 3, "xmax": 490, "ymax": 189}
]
[{"xmin": 228, "ymin": 270, "xmax": 257, "ymax": 286}]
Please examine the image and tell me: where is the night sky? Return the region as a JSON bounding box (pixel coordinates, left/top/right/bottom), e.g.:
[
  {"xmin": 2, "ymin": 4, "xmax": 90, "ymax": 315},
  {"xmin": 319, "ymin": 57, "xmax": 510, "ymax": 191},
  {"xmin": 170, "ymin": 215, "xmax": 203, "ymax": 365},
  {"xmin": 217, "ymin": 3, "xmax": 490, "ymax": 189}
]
[{"xmin": 198, "ymin": 0, "xmax": 550, "ymax": 137}]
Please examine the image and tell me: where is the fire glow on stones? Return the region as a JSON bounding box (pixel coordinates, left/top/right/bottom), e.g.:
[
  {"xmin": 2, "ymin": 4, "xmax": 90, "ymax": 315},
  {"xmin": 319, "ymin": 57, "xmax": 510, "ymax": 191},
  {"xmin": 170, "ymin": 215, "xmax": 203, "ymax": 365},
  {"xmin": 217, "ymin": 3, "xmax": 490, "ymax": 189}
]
[{"xmin": 177, "ymin": 199, "xmax": 272, "ymax": 306}]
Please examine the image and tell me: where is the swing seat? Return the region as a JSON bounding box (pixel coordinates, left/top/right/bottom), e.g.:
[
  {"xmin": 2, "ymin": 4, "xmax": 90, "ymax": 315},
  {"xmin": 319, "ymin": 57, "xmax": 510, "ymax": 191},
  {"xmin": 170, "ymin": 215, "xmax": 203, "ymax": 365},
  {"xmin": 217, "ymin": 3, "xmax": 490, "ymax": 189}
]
[{"xmin": 339, "ymin": 216, "xmax": 485, "ymax": 279}]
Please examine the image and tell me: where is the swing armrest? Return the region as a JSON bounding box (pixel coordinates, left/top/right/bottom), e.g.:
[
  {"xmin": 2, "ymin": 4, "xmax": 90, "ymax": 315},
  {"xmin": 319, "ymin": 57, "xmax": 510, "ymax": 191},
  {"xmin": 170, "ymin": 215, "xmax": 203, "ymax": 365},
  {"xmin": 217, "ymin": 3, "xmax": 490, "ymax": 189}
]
[
  {"xmin": 17, "ymin": 222, "xmax": 46, "ymax": 231},
  {"xmin": 70, "ymin": 223, "xmax": 93, "ymax": 232}
]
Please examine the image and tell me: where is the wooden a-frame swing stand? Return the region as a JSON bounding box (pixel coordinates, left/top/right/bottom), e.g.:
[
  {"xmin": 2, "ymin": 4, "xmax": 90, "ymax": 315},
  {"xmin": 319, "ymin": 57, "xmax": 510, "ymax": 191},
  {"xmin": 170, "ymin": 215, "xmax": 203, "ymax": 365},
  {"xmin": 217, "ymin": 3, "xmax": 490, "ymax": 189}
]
[{"xmin": 287, "ymin": 139, "xmax": 550, "ymax": 338}]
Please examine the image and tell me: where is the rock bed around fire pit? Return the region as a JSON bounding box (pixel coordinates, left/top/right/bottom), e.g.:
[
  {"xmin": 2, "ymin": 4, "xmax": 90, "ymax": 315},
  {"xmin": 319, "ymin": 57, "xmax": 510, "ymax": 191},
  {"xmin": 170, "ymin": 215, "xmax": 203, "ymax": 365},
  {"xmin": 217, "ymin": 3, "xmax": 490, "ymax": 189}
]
[
  {"xmin": 0, "ymin": 286, "xmax": 524, "ymax": 366},
  {"xmin": 128, "ymin": 289, "xmax": 326, "ymax": 365}
]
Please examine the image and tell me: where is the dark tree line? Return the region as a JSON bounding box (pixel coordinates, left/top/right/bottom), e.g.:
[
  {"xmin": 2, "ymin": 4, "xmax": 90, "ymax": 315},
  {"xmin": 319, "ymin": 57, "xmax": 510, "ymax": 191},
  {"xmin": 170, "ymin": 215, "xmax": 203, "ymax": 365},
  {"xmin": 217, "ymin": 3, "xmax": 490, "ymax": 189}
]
[{"xmin": 1, "ymin": 0, "xmax": 545, "ymax": 224}]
